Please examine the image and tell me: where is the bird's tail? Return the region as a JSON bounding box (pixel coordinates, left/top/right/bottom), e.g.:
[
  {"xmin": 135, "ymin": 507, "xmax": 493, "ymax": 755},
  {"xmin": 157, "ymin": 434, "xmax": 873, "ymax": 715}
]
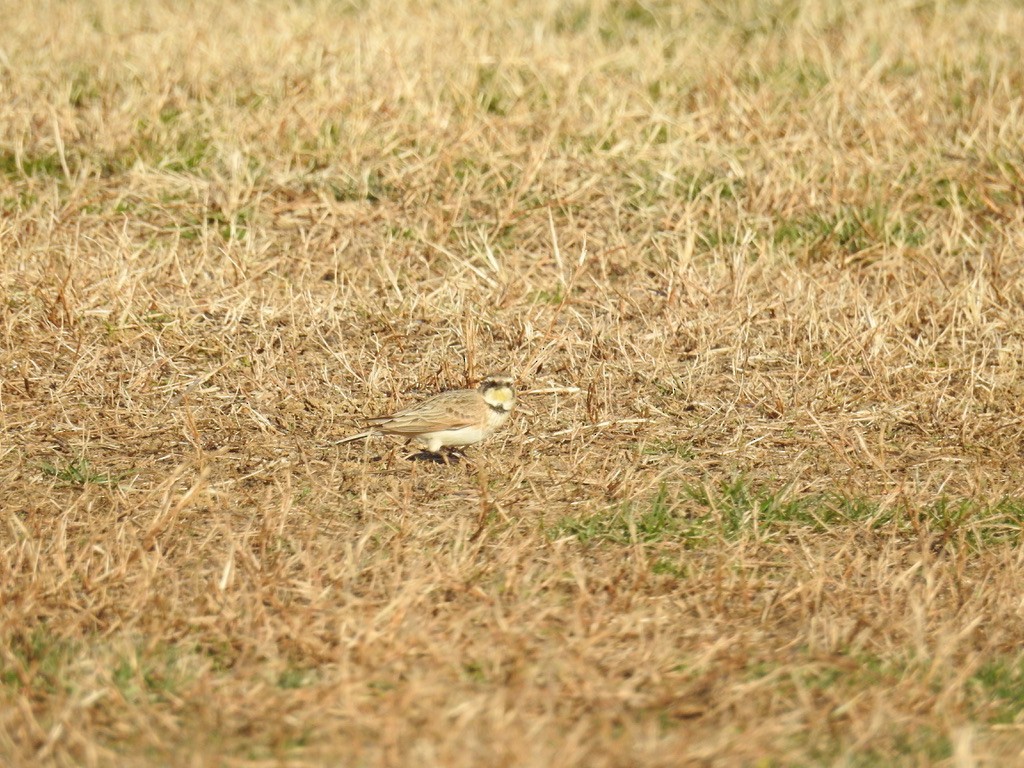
[{"xmin": 334, "ymin": 430, "xmax": 375, "ymax": 445}]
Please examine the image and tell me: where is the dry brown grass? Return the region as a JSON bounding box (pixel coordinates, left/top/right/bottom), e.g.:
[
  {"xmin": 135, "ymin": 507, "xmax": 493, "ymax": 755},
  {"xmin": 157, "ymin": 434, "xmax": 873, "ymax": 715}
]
[{"xmin": 3, "ymin": 0, "xmax": 1024, "ymax": 765}]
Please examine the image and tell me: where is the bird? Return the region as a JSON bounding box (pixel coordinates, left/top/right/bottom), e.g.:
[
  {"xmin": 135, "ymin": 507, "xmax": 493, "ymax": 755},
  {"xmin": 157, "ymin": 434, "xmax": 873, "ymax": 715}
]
[{"xmin": 340, "ymin": 373, "xmax": 516, "ymax": 456}]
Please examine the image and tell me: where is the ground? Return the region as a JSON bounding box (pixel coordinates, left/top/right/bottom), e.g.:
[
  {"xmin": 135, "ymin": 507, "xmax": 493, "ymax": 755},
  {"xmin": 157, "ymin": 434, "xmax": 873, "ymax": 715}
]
[{"xmin": 2, "ymin": 0, "xmax": 1024, "ymax": 765}]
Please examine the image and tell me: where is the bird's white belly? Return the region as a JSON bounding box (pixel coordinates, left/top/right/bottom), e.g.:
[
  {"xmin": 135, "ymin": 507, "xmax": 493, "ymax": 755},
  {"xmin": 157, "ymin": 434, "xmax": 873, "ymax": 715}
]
[{"xmin": 415, "ymin": 426, "xmax": 487, "ymax": 451}]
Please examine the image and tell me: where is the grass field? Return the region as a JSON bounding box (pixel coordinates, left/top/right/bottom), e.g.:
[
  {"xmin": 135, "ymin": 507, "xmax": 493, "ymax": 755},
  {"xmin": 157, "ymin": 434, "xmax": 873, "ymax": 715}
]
[{"xmin": 3, "ymin": 0, "xmax": 1024, "ymax": 765}]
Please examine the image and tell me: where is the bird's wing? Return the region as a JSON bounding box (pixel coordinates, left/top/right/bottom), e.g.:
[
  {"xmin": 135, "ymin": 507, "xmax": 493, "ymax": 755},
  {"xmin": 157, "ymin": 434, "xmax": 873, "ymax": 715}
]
[{"xmin": 367, "ymin": 392, "xmax": 478, "ymax": 434}]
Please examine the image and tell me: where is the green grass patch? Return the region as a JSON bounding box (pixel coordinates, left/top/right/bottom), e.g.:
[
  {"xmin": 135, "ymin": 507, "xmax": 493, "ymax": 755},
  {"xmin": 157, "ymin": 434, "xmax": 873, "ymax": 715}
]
[
  {"xmin": 0, "ymin": 627, "xmax": 77, "ymax": 694},
  {"xmin": 640, "ymin": 439, "xmax": 695, "ymax": 460},
  {"xmin": 553, "ymin": 478, "xmax": 1024, "ymax": 549},
  {"xmin": 741, "ymin": 653, "xmax": 958, "ymax": 765},
  {"xmin": 774, "ymin": 204, "xmax": 926, "ymax": 257},
  {"xmin": 553, "ymin": 482, "xmax": 680, "ymax": 544},
  {"xmin": 112, "ymin": 643, "xmax": 203, "ymax": 704},
  {"xmin": 529, "ymin": 286, "xmax": 564, "ymax": 305},
  {"xmin": 41, "ymin": 456, "xmax": 125, "ymax": 487},
  {"xmin": 129, "ymin": 116, "xmax": 214, "ymax": 174},
  {"xmin": 277, "ymin": 667, "xmax": 317, "ymax": 690},
  {"xmin": 0, "ymin": 149, "xmax": 65, "ymax": 180},
  {"xmin": 970, "ymin": 657, "xmax": 1024, "ymax": 724},
  {"xmin": 836, "ymin": 728, "xmax": 953, "ymax": 767}
]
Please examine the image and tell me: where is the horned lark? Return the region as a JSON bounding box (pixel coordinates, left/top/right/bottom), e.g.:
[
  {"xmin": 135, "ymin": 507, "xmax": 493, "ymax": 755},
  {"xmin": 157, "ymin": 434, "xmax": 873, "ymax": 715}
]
[{"xmin": 342, "ymin": 374, "xmax": 515, "ymax": 455}]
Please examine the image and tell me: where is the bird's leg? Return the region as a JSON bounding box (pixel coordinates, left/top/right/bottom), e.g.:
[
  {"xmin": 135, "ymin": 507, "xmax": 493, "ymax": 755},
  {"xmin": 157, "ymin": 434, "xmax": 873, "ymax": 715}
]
[{"xmin": 448, "ymin": 447, "xmax": 471, "ymax": 466}]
